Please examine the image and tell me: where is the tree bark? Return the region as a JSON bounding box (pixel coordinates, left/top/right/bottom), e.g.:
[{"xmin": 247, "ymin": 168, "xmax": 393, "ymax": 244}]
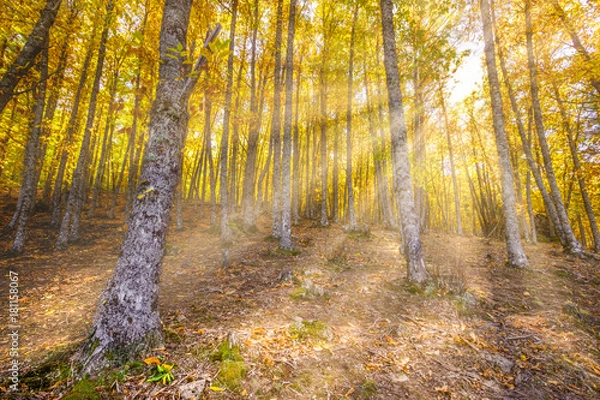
[
  {"xmin": 492, "ymin": 5, "xmax": 564, "ymax": 247},
  {"xmin": 78, "ymin": 0, "xmax": 197, "ymax": 373},
  {"xmin": 525, "ymin": 0, "xmax": 582, "ymax": 255},
  {"xmin": 380, "ymin": 0, "xmax": 429, "ymax": 283},
  {"xmin": 0, "ymin": 0, "xmax": 62, "ymax": 115},
  {"xmin": 480, "ymin": 0, "xmax": 528, "ymax": 268},
  {"xmin": 270, "ymin": 0, "xmax": 284, "ymax": 237},
  {"xmin": 241, "ymin": 0, "xmax": 260, "ymax": 231},
  {"xmin": 280, "ymin": 0, "xmax": 296, "ymax": 251},
  {"xmin": 218, "ymin": 0, "xmax": 238, "ymax": 242},
  {"xmin": 10, "ymin": 36, "xmax": 49, "ymax": 254}
]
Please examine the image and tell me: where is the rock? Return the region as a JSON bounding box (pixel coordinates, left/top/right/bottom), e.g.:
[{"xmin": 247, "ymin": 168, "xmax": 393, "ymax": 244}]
[
  {"xmin": 482, "ymin": 352, "xmax": 514, "ymax": 374},
  {"xmin": 302, "ymin": 279, "xmax": 325, "ymax": 297},
  {"xmin": 178, "ymin": 379, "xmax": 206, "ymax": 400},
  {"xmin": 304, "ymin": 268, "xmax": 323, "ymax": 277},
  {"xmin": 278, "ymin": 270, "xmax": 294, "ymax": 282}
]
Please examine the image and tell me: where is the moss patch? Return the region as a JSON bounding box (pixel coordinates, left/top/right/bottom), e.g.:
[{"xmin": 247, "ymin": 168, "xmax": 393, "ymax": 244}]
[
  {"xmin": 211, "ymin": 340, "xmax": 247, "ymax": 391},
  {"xmin": 62, "ymin": 378, "xmax": 101, "ymax": 400}
]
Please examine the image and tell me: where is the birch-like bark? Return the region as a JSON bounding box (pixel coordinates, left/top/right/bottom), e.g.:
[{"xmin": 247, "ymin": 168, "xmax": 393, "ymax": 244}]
[
  {"xmin": 480, "ymin": 0, "xmax": 528, "ymax": 268},
  {"xmin": 380, "ymin": 0, "xmax": 429, "ymax": 283},
  {"xmin": 280, "ymin": 0, "xmax": 296, "ymax": 251}
]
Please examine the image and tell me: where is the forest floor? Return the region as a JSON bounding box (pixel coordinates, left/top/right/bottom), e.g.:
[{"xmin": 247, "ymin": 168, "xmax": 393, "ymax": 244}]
[{"xmin": 1, "ymin": 201, "xmax": 600, "ymax": 399}]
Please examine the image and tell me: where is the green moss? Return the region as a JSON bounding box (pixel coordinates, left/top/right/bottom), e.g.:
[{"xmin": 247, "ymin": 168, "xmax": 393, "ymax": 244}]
[
  {"xmin": 360, "ymin": 378, "xmax": 378, "ymax": 397},
  {"xmin": 210, "ymin": 340, "xmax": 247, "ymax": 391},
  {"xmin": 289, "ymin": 320, "xmax": 331, "ymax": 341},
  {"xmin": 164, "ymin": 327, "xmax": 182, "ymax": 344},
  {"xmin": 63, "ymin": 378, "xmax": 101, "ymax": 400},
  {"xmin": 277, "ymin": 248, "xmax": 301, "ymax": 256},
  {"xmin": 290, "ymin": 287, "xmax": 308, "ymax": 299},
  {"xmin": 218, "ymin": 359, "xmax": 247, "ymax": 390}
]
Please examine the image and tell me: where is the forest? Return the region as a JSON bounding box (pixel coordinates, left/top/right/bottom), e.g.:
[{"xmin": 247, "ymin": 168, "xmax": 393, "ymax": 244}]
[{"xmin": 0, "ymin": 0, "xmax": 599, "ymax": 398}]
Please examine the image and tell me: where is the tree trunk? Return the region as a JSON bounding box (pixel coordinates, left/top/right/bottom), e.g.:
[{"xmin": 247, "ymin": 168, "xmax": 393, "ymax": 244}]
[
  {"xmin": 292, "ymin": 59, "xmax": 302, "ymax": 225},
  {"xmin": 89, "ymin": 68, "xmax": 119, "ymax": 217},
  {"xmin": 319, "ymin": 70, "xmax": 329, "ymax": 227},
  {"xmin": 480, "ymin": 0, "xmax": 528, "ymax": 268},
  {"xmin": 56, "ymin": 0, "xmax": 113, "ymax": 250},
  {"xmin": 78, "ymin": 0, "xmax": 197, "ymax": 373},
  {"xmin": 51, "ymin": 34, "xmax": 95, "ymax": 226},
  {"xmin": 345, "ymin": 5, "xmax": 358, "ymax": 229},
  {"xmin": 270, "ymin": 0, "xmax": 284, "ymax": 237},
  {"xmin": 218, "ymin": 0, "xmax": 238, "ymax": 242},
  {"xmin": 241, "ymin": 0, "xmax": 260, "ymax": 231},
  {"xmin": 492, "ymin": 7, "xmax": 564, "ymax": 247},
  {"xmin": 279, "ymin": 0, "xmax": 296, "ymax": 251},
  {"xmin": 10, "ymin": 36, "xmax": 49, "ymax": 254},
  {"xmin": 380, "ymin": 0, "xmax": 429, "ymax": 283},
  {"xmin": 0, "ymin": 0, "xmax": 62, "ymax": 115},
  {"xmin": 525, "ymin": 0, "xmax": 582, "ymax": 255}
]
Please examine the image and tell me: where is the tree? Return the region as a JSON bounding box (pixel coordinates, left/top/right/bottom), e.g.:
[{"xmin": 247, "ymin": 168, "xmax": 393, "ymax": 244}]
[
  {"xmin": 9, "ymin": 35, "xmax": 49, "ymax": 254},
  {"xmin": 270, "ymin": 0, "xmax": 284, "ymax": 237},
  {"xmin": 55, "ymin": 0, "xmax": 114, "ymax": 250},
  {"xmin": 479, "ymin": 0, "xmax": 528, "ymax": 268},
  {"xmin": 524, "ymin": 0, "xmax": 582, "ymax": 255},
  {"xmin": 280, "ymin": 0, "xmax": 297, "ymax": 251},
  {"xmin": 345, "ymin": 3, "xmax": 359, "ymax": 230},
  {"xmin": 0, "ymin": 0, "xmax": 62, "ymax": 115},
  {"xmin": 77, "ymin": 0, "xmax": 220, "ymax": 372},
  {"xmin": 379, "ymin": 0, "xmax": 429, "ymax": 284},
  {"xmin": 218, "ymin": 0, "xmax": 238, "ymax": 243}
]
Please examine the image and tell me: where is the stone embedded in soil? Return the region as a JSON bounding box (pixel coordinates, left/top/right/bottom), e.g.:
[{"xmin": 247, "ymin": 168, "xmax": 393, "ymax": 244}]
[
  {"xmin": 178, "ymin": 379, "xmax": 206, "ymax": 400},
  {"xmin": 482, "ymin": 352, "xmax": 514, "ymax": 374},
  {"xmin": 278, "ymin": 270, "xmax": 294, "ymax": 282},
  {"xmin": 302, "ymin": 279, "xmax": 325, "ymax": 297}
]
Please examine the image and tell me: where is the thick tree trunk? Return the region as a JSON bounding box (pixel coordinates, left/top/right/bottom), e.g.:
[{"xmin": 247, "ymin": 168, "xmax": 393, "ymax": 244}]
[
  {"xmin": 380, "ymin": 0, "xmax": 429, "ymax": 283},
  {"xmin": 0, "ymin": 0, "xmax": 62, "ymax": 115},
  {"xmin": 345, "ymin": 5, "xmax": 358, "ymax": 229},
  {"xmin": 480, "ymin": 0, "xmax": 528, "ymax": 268},
  {"xmin": 279, "ymin": 0, "xmax": 296, "ymax": 251},
  {"xmin": 270, "ymin": 0, "xmax": 284, "ymax": 237},
  {"xmin": 525, "ymin": 0, "xmax": 582, "ymax": 255},
  {"xmin": 78, "ymin": 0, "xmax": 195, "ymax": 373},
  {"xmin": 10, "ymin": 37, "xmax": 49, "ymax": 254},
  {"xmin": 56, "ymin": 1, "xmax": 113, "ymax": 250}
]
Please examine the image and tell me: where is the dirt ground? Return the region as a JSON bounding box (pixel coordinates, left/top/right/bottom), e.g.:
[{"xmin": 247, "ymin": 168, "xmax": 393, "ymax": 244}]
[{"xmin": 1, "ymin": 201, "xmax": 599, "ymax": 399}]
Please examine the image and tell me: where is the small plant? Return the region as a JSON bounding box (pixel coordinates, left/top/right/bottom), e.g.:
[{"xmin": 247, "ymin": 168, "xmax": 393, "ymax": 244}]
[{"xmin": 144, "ymin": 356, "xmax": 175, "ymax": 385}]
